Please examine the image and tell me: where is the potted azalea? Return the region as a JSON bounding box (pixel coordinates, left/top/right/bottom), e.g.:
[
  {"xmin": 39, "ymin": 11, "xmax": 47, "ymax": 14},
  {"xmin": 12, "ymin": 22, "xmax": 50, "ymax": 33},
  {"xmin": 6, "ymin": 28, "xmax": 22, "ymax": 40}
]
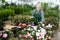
[
  {"xmin": 0, "ymin": 31, "xmax": 11, "ymax": 40},
  {"xmin": 38, "ymin": 22, "xmax": 58, "ymax": 40},
  {"xmin": 11, "ymin": 22, "xmax": 27, "ymax": 38},
  {"xmin": 18, "ymin": 32, "xmax": 34, "ymax": 40}
]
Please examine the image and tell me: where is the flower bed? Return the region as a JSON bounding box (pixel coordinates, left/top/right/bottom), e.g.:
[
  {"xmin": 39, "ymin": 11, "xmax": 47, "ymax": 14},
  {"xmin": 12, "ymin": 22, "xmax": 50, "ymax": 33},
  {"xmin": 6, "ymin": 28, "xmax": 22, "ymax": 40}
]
[
  {"xmin": 0, "ymin": 21, "xmax": 58, "ymax": 40},
  {"xmin": 11, "ymin": 22, "xmax": 57, "ymax": 40}
]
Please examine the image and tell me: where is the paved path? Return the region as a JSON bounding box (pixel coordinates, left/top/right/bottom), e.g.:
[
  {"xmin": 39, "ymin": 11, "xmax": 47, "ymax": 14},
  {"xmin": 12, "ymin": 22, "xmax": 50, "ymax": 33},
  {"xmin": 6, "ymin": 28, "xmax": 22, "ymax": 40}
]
[
  {"xmin": 52, "ymin": 31, "xmax": 60, "ymax": 40},
  {"xmin": 52, "ymin": 20, "xmax": 60, "ymax": 40}
]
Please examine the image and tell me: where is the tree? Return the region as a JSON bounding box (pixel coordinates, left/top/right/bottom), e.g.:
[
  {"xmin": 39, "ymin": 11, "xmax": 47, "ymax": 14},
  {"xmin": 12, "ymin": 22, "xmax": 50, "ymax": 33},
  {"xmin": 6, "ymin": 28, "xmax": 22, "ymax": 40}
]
[
  {"xmin": 1, "ymin": 0, "xmax": 5, "ymax": 5},
  {"xmin": 2, "ymin": 0, "xmax": 5, "ymax": 3},
  {"xmin": 18, "ymin": 0, "xmax": 34, "ymax": 4}
]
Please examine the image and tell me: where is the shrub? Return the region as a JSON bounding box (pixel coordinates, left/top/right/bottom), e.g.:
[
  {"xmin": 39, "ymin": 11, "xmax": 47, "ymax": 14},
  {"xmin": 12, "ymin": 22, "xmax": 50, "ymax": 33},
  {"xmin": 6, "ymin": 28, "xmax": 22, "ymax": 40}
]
[{"xmin": 0, "ymin": 9, "xmax": 15, "ymax": 21}]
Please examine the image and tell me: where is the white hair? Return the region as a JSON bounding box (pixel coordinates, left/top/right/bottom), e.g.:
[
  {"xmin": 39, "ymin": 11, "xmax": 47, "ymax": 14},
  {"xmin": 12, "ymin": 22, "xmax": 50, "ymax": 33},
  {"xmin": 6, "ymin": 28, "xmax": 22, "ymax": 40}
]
[{"xmin": 35, "ymin": 2, "xmax": 41, "ymax": 7}]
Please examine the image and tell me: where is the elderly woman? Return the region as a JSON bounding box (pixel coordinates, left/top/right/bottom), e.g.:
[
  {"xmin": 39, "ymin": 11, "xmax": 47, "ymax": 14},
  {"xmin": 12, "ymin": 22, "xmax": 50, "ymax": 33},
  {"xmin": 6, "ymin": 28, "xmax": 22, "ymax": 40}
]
[{"xmin": 32, "ymin": 2, "xmax": 44, "ymax": 25}]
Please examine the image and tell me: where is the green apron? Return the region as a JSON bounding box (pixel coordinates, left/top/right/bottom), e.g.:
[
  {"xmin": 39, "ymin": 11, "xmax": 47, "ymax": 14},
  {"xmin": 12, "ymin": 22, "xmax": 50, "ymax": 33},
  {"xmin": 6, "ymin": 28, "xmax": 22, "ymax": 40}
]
[{"xmin": 33, "ymin": 11, "xmax": 41, "ymax": 25}]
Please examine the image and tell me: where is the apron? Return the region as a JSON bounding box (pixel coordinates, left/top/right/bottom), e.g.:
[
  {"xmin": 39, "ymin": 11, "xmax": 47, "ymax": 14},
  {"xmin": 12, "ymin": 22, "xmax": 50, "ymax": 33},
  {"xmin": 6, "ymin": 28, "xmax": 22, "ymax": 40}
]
[{"xmin": 33, "ymin": 10, "xmax": 41, "ymax": 25}]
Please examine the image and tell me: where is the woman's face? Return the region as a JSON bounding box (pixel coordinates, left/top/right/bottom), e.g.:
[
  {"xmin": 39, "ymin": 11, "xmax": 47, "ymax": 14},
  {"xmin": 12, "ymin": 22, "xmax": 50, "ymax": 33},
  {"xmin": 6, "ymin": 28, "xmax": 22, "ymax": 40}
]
[{"xmin": 36, "ymin": 4, "xmax": 41, "ymax": 11}]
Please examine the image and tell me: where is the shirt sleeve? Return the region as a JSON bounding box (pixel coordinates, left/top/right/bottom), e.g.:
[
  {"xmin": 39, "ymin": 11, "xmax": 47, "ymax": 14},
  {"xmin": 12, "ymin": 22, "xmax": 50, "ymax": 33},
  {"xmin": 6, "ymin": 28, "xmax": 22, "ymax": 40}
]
[
  {"xmin": 41, "ymin": 10, "xmax": 44, "ymax": 22},
  {"xmin": 31, "ymin": 9, "xmax": 35, "ymax": 18}
]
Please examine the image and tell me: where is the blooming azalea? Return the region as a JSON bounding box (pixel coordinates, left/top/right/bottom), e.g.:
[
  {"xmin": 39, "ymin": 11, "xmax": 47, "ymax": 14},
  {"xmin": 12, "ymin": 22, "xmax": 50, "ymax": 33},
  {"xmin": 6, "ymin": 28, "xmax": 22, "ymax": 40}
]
[
  {"xmin": 40, "ymin": 28, "xmax": 46, "ymax": 35},
  {"xmin": 27, "ymin": 32, "xmax": 30, "ymax": 36},
  {"xmin": 42, "ymin": 23, "xmax": 45, "ymax": 27},
  {"xmin": 30, "ymin": 37, "xmax": 34, "ymax": 40},
  {"xmin": 36, "ymin": 32, "xmax": 40, "ymax": 37},
  {"xmin": 18, "ymin": 34, "xmax": 22, "ymax": 38},
  {"xmin": 24, "ymin": 34, "xmax": 28, "ymax": 38},
  {"xmin": 27, "ymin": 24, "xmax": 32, "ymax": 27},
  {"xmin": 3, "ymin": 33, "xmax": 8, "ymax": 38},
  {"xmin": 32, "ymin": 26, "xmax": 37, "ymax": 30},
  {"xmin": 46, "ymin": 23, "xmax": 52, "ymax": 28},
  {"xmin": 0, "ymin": 32, "xmax": 2, "ymax": 37}
]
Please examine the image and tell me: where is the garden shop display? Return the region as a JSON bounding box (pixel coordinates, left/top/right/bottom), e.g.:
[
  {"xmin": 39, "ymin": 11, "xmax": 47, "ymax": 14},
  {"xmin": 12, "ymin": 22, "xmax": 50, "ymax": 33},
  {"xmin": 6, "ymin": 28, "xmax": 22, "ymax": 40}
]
[
  {"xmin": 0, "ymin": 1, "xmax": 59, "ymax": 40},
  {"xmin": 11, "ymin": 22, "xmax": 57, "ymax": 40}
]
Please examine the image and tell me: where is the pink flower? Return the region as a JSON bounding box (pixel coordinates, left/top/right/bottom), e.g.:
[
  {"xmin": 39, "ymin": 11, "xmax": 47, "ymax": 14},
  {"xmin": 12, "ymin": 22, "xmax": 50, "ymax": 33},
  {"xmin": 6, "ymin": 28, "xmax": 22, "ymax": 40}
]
[
  {"xmin": 21, "ymin": 23, "xmax": 26, "ymax": 28},
  {"xmin": 46, "ymin": 24, "xmax": 52, "ymax": 28},
  {"xmin": 27, "ymin": 32, "xmax": 31, "ymax": 37},
  {"xmin": 39, "ymin": 33, "xmax": 45, "ymax": 39},
  {"xmin": 0, "ymin": 31, "xmax": 3, "ymax": 37},
  {"xmin": 38, "ymin": 33, "xmax": 42, "ymax": 39},
  {"xmin": 0, "ymin": 31, "xmax": 2, "ymax": 37},
  {"xmin": 3, "ymin": 33, "xmax": 8, "ymax": 38},
  {"xmin": 24, "ymin": 34, "xmax": 28, "ymax": 38},
  {"xmin": 40, "ymin": 33, "xmax": 44, "ymax": 38},
  {"xmin": 38, "ymin": 36, "xmax": 42, "ymax": 39},
  {"xmin": 30, "ymin": 38, "xmax": 34, "ymax": 40},
  {"xmin": 0, "ymin": 33, "xmax": 2, "ymax": 36},
  {"xmin": 18, "ymin": 34, "xmax": 22, "ymax": 38},
  {"xmin": 24, "ymin": 38, "xmax": 27, "ymax": 40}
]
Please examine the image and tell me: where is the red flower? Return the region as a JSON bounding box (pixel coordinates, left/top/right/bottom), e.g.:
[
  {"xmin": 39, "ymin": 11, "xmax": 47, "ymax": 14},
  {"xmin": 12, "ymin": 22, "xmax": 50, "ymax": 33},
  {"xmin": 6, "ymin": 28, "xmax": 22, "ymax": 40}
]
[
  {"xmin": 45, "ymin": 22, "xmax": 49, "ymax": 25},
  {"xmin": 21, "ymin": 23, "xmax": 26, "ymax": 28}
]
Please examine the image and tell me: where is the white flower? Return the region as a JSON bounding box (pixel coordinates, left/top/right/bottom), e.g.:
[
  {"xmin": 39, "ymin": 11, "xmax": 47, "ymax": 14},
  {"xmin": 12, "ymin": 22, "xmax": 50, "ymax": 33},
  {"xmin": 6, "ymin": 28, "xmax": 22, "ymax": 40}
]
[
  {"xmin": 48, "ymin": 31, "xmax": 52, "ymax": 33},
  {"xmin": 40, "ymin": 28, "xmax": 46, "ymax": 35},
  {"xmin": 39, "ymin": 22, "xmax": 43, "ymax": 24},
  {"xmin": 27, "ymin": 27, "xmax": 31, "ymax": 30},
  {"xmin": 32, "ymin": 26, "xmax": 37, "ymax": 30},
  {"xmin": 36, "ymin": 32, "xmax": 40, "ymax": 36},
  {"xmin": 31, "ymin": 28, "xmax": 33, "ymax": 30},
  {"xmin": 30, "ymin": 36, "xmax": 33, "ymax": 38},
  {"xmin": 27, "ymin": 32, "xmax": 33, "ymax": 38},
  {"xmin": 48, "ymin": 24, "xmax": 52, "ymax": 28},
  {"xmin": 32, "ymin": 31, "xmax": 35, "ymax": 33},
  {"xmin": 37, "ymin": 37, "xmax": 39, "ymax": 39},
  {"xmin": 32, "ymin": 31, "xmax": 35, "ymax": 35},
  {"xmin": 27, "ymin": 24, "xmax": 32, "ymax": 27},
  {"xmin": 38, "ymin": 30, "xmax": 41, "ymax": 32},
  {"xmin": 46, "ymin": 25, "xmax": 49, "ymax": 28},
  {"xmin": 27, "ymin": 33, "xmax": 31, "ymax": 36},
  {"xmin": 42, "ymin": 23, "xmax": 45, "ymax": 27},
  {"xmin": 46, "ymin": 23, "xmax": 52, "ymax": 28},
  {"xmin": 39, "ymin": 27, "xmax": 41, "ymax": 29}
]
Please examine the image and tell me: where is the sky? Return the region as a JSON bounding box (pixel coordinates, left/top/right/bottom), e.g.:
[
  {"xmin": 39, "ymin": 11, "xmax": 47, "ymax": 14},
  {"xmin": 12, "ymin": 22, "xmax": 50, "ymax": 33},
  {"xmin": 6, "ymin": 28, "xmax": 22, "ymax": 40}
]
[
  {"xmin": 0, "ymin": 0, "xmax": 60, "ymax": 9},
  {"xmin": 5, "ymin": 0, "xmax": 60, "ymax": 5}
]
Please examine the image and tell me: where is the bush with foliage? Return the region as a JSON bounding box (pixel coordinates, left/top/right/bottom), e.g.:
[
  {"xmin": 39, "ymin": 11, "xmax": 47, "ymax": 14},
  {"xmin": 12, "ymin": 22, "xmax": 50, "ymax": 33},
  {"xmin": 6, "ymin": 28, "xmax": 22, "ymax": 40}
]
[
  {"xmin": 0, "ymin": 9, "xmax": 15, "ymax": 20},
  {"xmin": 12, "ymin": 15, "xmax": 30, "ymax": 24}
]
